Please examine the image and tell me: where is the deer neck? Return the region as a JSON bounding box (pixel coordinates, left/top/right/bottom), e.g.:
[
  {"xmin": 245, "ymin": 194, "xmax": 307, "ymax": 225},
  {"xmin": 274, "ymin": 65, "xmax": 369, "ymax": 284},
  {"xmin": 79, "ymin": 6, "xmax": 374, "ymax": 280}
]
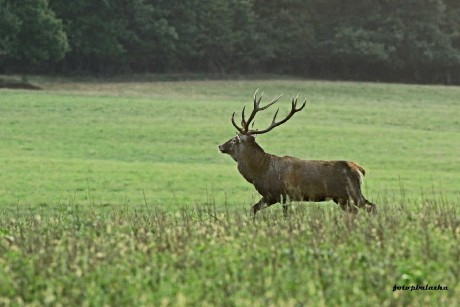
[{"xmin": 237, "ymin": 142, "xmax": 270, "ymax": 183}]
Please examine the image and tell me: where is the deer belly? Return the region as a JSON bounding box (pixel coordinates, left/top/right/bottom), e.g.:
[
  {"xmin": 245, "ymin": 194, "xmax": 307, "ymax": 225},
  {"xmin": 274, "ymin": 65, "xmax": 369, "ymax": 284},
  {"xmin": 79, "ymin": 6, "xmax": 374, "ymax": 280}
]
[{"xmin": 283, "ymin": 169, "xmax": 344, "ymax": 201}]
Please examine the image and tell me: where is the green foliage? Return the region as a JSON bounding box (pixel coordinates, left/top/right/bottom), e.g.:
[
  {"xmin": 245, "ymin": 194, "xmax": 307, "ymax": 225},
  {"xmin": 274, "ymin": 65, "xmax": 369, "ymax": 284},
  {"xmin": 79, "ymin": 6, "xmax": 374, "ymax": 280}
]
[
  {"xmin": 0, "ymin": 201, "xmax": 458, "ymax": 305},
  {"xmin": 0, "ymin": 0, "xmax": 21, "ymax": 59},
  {"xmin": 381, "ymin": 0, "xmax": 460, "ymax": 76},
  {"xmin": 0, "ymin": 0, "xmax": 68, "ymax": 65},
  {"xmin": 3, "ymin": 0, "xmax": 460, "ymax": 82},
  {"xmin": 252, "ymin": 0, "xmax": 315, "ymax": 73},
  {"xmin": 163, "ymin": 0, "xmax": 260, "ymax": 72},
  {"xmin": 311, "ymin": 0, "xmax": 460, "ymax": 81},
  {"xmin": 49, "ymin": 0, "xmax": 177, "ymax": 72}
]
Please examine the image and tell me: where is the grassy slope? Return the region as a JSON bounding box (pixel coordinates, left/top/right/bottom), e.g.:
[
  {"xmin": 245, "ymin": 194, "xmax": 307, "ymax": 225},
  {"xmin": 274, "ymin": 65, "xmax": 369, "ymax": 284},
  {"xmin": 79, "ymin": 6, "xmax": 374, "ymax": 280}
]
[
  {"xmin": 0, "ymin": 79, "xmax": 459, "ymax": 209},
  {"xmin": 0, "ymin": 77, "xmax": 459, "ymax": 306}
]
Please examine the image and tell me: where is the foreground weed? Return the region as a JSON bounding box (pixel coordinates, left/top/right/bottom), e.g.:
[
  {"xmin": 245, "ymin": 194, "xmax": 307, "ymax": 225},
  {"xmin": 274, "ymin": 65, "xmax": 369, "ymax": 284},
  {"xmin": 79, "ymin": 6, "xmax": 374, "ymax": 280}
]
[{"xmin": 0, "ymin": 201, "xmax": 458, "ymax": 306}]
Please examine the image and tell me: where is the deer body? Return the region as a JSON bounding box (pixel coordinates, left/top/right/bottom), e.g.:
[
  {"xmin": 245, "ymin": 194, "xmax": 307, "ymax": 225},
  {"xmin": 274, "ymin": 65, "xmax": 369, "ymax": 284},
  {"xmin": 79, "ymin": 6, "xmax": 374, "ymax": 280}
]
[
  {"xmin": 219, "ymin": 134, "xmax": 375, "ymax": 214},
  {"xmin": 219, "ymin": 90, "xmax": 376, "ymax": 215}
]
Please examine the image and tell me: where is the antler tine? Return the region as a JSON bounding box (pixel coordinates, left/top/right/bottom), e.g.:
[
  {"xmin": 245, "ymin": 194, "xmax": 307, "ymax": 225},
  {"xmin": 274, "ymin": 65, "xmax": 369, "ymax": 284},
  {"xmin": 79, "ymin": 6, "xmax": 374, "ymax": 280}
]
[
  {"xmin": 230, "ymin": 89, "xmax": 262, "ymax": 134},
  {"xmin": 271, "ymin": 108, "xmax": 280, "ymax": 123},
  {"xmin": 241, "ymin": 105, "xmax": 247, "ymax": 127},
  {"xmin": 290, "ymin": 93, "xmax": 307, "ymax": 111},
  {"xmin": 253, "ymin": 90, "xmax": 263, "ymax": 109},
  {"xmin": 230, "ymin": 90, "xmax": 290, "ymax": 134},
  {"xmin": 249, "ymin": 95, "xmax": 307, "ymax": 135},
  {"xmin": 243, "ymin": 92, "xmax": 281, "ymax": 132},
  {"xmin": 243, "ymin": 90, "xmax": 263, "ymax": 132},
  {"xmin": 231, "ymin": 111, "xmax": 244, "ymax": 134},
  {"xmin": 259, "ymin": 94, "xmax": 282, "ymax": 111},
  {"xmin": 293, "ymin": 93, "xmax": 299, "ymax": 103},
  {"xmin": 253, "ymin": 88, "xmax": 261, "ymax": 107}
]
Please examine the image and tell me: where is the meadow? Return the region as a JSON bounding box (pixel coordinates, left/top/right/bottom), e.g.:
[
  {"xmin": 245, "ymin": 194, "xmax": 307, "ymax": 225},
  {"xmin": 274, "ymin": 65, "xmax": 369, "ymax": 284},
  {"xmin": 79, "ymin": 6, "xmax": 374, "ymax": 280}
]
[{"xmin": 0, "ymin": 76, "xmax": 459, "ymax": 305}]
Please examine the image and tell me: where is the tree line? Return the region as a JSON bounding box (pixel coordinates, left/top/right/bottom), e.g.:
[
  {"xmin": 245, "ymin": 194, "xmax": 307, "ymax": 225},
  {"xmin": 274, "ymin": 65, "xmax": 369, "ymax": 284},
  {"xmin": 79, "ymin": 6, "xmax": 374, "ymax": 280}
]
[{"xmin": 1, "ymin": 0, "xmax": 460, "ymax": 84}]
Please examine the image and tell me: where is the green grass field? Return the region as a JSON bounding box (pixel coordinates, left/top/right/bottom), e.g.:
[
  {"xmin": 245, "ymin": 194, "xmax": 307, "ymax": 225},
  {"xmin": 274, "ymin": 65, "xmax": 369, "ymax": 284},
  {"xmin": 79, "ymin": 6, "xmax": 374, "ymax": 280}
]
[{"xmin": 0, "ymin": 77, "xmax": 459, "ymax": 305}]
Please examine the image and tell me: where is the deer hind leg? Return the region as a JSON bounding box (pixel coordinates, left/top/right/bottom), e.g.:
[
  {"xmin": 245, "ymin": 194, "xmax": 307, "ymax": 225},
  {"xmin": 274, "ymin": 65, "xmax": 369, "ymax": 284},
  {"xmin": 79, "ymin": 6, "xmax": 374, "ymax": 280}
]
[
  {"xmin": 281, "ymin": 194, "xmax": 291, "ymax": 218},
  {"xmin": 346, "ymin": 180, "xmax": 370, "ymax": 213},
  {"xmin": 334, "ymin": 198, "xmax": 358, "ymax": 214},
  {"xmin": 251, "ymin": 197, "xmax": 276, "ymax": 216},
  {"xmin": 352, "ymin": 189, "xmax": 378, "ymax": 214},
  {"xmin": 364, "ymin": 199, "xmax": 377, "ymax": 214}
]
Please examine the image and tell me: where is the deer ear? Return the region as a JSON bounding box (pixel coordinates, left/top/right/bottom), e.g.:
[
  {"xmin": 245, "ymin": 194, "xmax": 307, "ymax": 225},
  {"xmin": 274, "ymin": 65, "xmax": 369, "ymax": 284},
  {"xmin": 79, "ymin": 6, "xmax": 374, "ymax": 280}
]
[{"xmin": 236, "ymin": 134, "xmax": 241, "ymax": 142}]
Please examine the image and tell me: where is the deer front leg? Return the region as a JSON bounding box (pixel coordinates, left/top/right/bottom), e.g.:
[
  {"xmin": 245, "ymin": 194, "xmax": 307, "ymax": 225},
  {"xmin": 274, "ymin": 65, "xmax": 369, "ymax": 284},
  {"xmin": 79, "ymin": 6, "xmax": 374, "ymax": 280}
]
[
  {"xmin": 251, "ymin": 197, "xmax": 277, "ymax": 215},
  {"xmin": 281, "ymin": 195, "xmax": 290, "ymax": 218},
  {"xmin": 251, "ymin": 198, "xmax": 267, "ymax": 215}
]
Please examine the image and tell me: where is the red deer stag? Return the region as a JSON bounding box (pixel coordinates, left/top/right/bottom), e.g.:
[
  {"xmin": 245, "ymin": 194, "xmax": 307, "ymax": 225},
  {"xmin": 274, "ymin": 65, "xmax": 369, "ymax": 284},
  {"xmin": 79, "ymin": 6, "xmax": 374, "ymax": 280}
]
[{"xmin": 218, "ymin": 90, "xmax": 377, "ymax": 216}]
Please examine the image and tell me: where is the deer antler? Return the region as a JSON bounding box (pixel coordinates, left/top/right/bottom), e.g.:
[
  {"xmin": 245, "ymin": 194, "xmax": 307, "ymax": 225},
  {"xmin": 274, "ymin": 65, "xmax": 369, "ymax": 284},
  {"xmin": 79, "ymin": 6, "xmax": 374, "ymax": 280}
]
[
  {"xmin": 232, "ymin": 89, "xmax": 283, "ymax": 134},
  {"xmin": 249, "ymin": 94, "xmax": 306, "ymax": 135},
  {"xmin": 231, "ymin": 90, "xmax": 305, "ymax": 135}
]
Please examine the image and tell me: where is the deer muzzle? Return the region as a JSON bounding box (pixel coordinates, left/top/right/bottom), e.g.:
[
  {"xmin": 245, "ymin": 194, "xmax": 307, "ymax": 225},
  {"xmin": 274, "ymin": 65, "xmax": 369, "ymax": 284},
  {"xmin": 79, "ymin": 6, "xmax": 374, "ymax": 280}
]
[{"xmin": 218, "ymin": 144, "xmax": 227, "ymax": 153}]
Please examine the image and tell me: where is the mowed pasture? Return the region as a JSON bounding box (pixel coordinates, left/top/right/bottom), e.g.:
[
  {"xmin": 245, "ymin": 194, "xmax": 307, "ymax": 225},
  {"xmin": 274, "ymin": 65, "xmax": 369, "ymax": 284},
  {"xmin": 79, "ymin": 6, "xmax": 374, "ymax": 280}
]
[{"xmin": 0, "ymin": 77, "xmax": 459, "ymax": 306}]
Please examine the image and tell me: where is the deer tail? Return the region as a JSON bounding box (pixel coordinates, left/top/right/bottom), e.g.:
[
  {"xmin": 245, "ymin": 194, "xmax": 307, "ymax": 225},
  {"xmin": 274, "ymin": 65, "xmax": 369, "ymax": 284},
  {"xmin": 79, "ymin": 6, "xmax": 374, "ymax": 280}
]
[{"xmin": 347, "ymin": 162, "xmax": 366, "ymax": 184}]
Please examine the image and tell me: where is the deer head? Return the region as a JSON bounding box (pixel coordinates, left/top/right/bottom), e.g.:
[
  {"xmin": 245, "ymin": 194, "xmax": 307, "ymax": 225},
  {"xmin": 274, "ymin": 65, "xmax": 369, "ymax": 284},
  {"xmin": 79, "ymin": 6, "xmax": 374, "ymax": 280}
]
[{"xmin": 219, "ymin": 89, "xmax": 306, "ymax": 162}]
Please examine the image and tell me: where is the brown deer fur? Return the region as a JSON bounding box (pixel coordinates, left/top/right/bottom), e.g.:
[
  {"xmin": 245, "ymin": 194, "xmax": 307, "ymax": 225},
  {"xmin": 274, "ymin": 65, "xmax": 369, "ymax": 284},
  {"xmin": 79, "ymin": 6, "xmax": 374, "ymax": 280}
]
[
  {"xmin": 218, "ymin": 91, "xmax": 376, "ymax": 215},
  {"xmin": 219, "ymin": 134, "xmax": 376, "ymax": 215}
]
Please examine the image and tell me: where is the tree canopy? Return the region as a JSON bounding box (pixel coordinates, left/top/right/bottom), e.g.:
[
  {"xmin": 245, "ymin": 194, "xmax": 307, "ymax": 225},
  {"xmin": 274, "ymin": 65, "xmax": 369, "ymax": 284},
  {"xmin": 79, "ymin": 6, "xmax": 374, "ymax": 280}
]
[{"xmin": 1, "ymin": 0, "xmax": 459, "ymax": 83}]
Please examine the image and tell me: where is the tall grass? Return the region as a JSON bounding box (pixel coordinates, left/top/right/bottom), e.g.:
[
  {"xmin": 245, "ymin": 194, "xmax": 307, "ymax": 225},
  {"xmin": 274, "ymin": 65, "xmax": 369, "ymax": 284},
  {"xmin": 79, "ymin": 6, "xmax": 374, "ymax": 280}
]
[{"xmin": 0, "ymin": 196, "xmax": 458, "ymax": 306}]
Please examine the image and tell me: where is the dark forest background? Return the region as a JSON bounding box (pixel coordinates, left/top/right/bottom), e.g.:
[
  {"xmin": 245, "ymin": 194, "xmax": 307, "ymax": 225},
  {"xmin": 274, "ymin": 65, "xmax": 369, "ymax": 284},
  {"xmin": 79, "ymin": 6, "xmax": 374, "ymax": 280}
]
[{"xmin": 1, "ymin": 0, "xmax": 460, "ymax": 84}]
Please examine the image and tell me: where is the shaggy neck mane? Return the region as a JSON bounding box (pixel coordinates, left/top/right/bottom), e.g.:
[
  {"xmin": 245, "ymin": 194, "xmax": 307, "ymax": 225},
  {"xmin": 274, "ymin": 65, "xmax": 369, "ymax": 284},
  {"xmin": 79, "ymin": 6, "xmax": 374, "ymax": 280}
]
[{"xmin": 237, "ymin": 141, "xmax": 270, "ymax": 182}]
